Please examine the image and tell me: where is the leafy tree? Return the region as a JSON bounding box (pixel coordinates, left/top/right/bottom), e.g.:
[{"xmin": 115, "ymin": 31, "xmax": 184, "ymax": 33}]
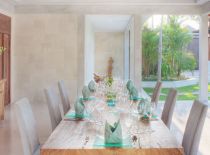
[
  {"xmin": 179, "ymin": 52, "xmax": 196, "ymax": 75},
  {"xmin": 142, "ymin": 15, "xmax": 196, "ymax": 80},
  {"xmin": 142, "ymin": 27, "xmax": 159, "ymax": 78},
  {"xmin": 162, "ymin": 16, "xmax": 193, "ymax": 78}
]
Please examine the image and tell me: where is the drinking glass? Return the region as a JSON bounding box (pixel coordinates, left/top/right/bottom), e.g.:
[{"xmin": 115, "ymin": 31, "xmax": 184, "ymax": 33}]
[{"xmin": 150, "ymin": 101, "xmax": 157, "ymax": 117}]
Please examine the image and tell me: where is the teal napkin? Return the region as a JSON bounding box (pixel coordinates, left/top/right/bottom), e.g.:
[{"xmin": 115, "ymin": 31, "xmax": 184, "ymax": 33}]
[
  {"xmin": 105, "ymin": 120, "xmax": 122, "ymax": 144},
  {"xmin": 130, "ymin": 86, "xmax": 139, "ymax": 100},
  {"xmin": 65, "ymin": 111, "xmax": 89, "ymax": 119},
  {"xmin": 93, "ymin": 136, "xmax": 132, "ymax": 148},
  {"xmin": 126, "ymin": 80, "xmax": 134, "ymax": 92},
  {"xmin": 138, "ymin": 98, "xmax": 148, "ymax": 114},
  {"xmin": 88, "ymin": 80, "xmax": 96, "ymax": 92},
  {"xmin": 82, "ymin": 86, "xmax": 91, "ymax": 100},
  {"xmin": 74, "ymin": 98, "xmax": 85, "ymax": 117},
  {"xmin": 82, "ymin": 96, "xmax": 96, "ymax": 101}
]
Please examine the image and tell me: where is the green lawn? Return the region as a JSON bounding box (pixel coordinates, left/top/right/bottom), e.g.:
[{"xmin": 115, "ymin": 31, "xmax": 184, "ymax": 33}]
[{"xmin": 143, "ymin": 84, "xmax": 210, "ymax": 101}]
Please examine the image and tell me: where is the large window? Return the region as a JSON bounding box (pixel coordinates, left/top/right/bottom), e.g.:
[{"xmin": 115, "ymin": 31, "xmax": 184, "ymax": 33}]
[{"xmin": 142, "ymin": 15, "xmax": 200, "ymax": 101}]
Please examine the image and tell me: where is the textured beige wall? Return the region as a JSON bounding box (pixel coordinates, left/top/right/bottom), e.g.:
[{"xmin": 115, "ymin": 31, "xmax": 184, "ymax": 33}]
[
  {"xmin": 95, "ymin": 32, "xmax": 124, "ymax": 78},
  {"xmin": 12, "ymin": 14, "xmax": 79, "ymax": 140}
]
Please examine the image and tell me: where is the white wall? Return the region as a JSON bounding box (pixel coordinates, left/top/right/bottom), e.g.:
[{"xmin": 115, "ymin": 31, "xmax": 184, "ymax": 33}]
[
  {"xmin": 9, "ymin": 3, "xmax": 207, "ymax": 142},
  {"xmin": 0, "ymin": 0, "xmax": 14, "ymax": 14},
  {"xmin": 84, "ymin": 16, "xmax": 95, "ymax": 84},
  {"xmin": 95, "ymin": 32, "xmax": 124, "ymax": 78},
  {"xmin": 199, "ymin": 14, "xmax": 209, "ymax": 103},
  {"xmin": 124, "ymin": 23, "xmax": 130, "ymax": 80},
  {"xmin": 124, "ymin": 16, "xmax": 144, "ymax": 89},
  {"xmin": 127, "ymin": 17, "xmax": 135, "ymax": 81},
  {"xmin": 12, "ymin": 14, "xmax": 79, "ymax": 140}
]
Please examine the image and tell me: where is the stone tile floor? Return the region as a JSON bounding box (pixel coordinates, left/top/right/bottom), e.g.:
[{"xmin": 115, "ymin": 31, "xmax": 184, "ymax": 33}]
[{"xmin": 0, "ymin": 101, "xmax": 209, "ymax": 155}]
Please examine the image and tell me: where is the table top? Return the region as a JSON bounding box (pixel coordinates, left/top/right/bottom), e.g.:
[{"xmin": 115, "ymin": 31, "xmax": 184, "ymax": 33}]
[{"xmin": 41, "ymin": 88, "xmax": 183, "ymax": 155}]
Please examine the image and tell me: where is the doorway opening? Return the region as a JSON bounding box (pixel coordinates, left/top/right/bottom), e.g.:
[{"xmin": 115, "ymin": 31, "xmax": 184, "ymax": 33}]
[{"xmin": 84, "ymin": 15, "xmax": 132, "ymax": 84}]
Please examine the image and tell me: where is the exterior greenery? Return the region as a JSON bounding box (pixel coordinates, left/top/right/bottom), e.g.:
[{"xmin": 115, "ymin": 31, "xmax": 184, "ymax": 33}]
[
  {"xmin": 142, "ymin": 27, "xmax": 159, "ymax": 77},
  {"xmin": 144, "ymin": 83, "xmax": 210, "ymax": 101},
  {"xmin": 142, "ymin": 16, "xmax": 196, "ymax": 81}
]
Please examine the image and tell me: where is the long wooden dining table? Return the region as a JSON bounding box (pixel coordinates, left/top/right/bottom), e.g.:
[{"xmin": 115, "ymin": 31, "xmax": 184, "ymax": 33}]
[{"xmin": 41, "ymin": 89, "xmax": 184, "ymax": 155}]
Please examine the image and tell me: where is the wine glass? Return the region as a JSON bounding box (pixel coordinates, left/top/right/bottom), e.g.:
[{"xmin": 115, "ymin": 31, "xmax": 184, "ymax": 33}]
[{"xmin": 150, "ymin": 101, "xmax": 157, "ymax": 117}]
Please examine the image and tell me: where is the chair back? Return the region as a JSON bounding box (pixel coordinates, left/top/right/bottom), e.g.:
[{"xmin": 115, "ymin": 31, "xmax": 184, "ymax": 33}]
[
  {"xmin": 161, "ymin": 88, "xmax": 177, "ymax": 128},
  {"xmin": 58, "ymin": 80, "xmax": 71, "ymax": 115},
  {"xmin": 44, "ymin": 87, "xmax": 62, "ymax": 131},
  {"xmin": 0, "ymin": 79, "xmax": 5, "ymax": 120},
  {"xmin": 151, "ymin": 81, "xmax": 162, "ymax": 105},
  {"xmin": 14, "ymin": 98, "xmax": 40, "ymax": 155},
  {"xmin": 182, "ymin": 100, "xmax": 208, "ymax": 155}
]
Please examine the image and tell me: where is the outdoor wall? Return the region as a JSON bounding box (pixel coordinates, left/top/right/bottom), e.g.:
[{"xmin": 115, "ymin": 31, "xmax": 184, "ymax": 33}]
[
  {"xmin": 95, "ymin": 32, "xmax": 124, "ymax": 78},
  {"xmin": 12, "ymin": 14, "xmax": 79, "ymax": 141}
]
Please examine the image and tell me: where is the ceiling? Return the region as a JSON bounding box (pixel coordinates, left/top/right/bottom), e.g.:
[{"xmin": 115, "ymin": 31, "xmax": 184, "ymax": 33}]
[
  {"xmin": 88, "ymin": 15, "xmax": 131, "ymax": 32},
  {"xmin": 1, "ymin": 0, "xmax": 209, "ymax": 14},
  {"xmin": 8, "ymin": 0, "xmax": 210, "ymax": 5}
]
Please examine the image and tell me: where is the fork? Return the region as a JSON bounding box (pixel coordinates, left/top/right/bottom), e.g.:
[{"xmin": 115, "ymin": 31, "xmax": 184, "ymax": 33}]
[{"xmin": 82, "ymin": 136, "xmax": 90, "ymax": 148}]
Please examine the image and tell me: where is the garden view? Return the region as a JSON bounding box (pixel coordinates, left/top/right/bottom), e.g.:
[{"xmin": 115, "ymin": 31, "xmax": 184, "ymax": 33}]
[{"xmin": 142, "ymin": 15, "xmax": 207, "ymax": 101}]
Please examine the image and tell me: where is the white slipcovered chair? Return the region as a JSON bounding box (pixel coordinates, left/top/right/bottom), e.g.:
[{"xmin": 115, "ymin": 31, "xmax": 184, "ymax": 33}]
[
  {"xmin": 14, "ymin": 98, "xmax": 40, "ymax": 155},
  {"xmin": 161, "ymin": 88, "xmax": 177, "ymax": 128},
  {"xmin": 182, "ymin": 100, "xmax": 208, "ymax": 155},
  {"xmin": 151, "ymin": 81, "xmax": 162, "ymax": 106},
  {"xmin": 44, "ymin": 87, "xmax": 62, "ymax": 131},
  {"xmin": 58, "ymin": 80, "xmax": 71, "ymax": 115}
]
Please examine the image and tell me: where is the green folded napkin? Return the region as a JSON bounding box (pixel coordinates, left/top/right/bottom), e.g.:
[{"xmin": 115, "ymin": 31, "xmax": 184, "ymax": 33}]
[
  {"xmin": 130, "ymin": 96, "xmax": 143, "ymax": 101},
  {"xmin": 105, "ymin": 120, "xmax": 122, "ymax": 144},
  {"xmin": 74, "ymin": 98, "xmax": 85, "ymax": 118},
  {"xmin": 137, "ymin": 98, "xmax": 148, "ymax": 114},
  {"xmin": 82, "ymin": 96, "xmax": 96, "ymax": 101},
  {"xmin": 82, "ymin": 86, "xmax": 91, "ymax": 100},
  {"xmin": 130, "ymin": 86, "xmax": 139, "ymax": 100},
  {"xmin": 126, "ymin": 80, "xmax": 134, "ymax": 92},
  {"xmin": 88, "ymin": 80, "xmax": 96, "ymax": 92},
  {"xmin": 65, "ymin": 111, "xmax": 89, "ymax": 119},
  {"xmin": 93, "ymin": 136, "xmax": 132, "ymax": 148}
]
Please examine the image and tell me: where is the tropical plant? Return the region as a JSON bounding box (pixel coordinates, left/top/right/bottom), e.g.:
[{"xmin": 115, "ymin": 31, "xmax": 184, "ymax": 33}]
[
  {"xmin": 142, "ymin": 27, "xmax": 159, "ymax": 78},
  {"xmin": 142, "ymin": 15, "xmax": 196, "ymax": 80},
  {"xmin": 179, "ymin": 52, "xmax": 196, "ymax": 75},
  {"xmin": 162, "ymin": 16, "xmax": 193, "ymax": 78}
]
